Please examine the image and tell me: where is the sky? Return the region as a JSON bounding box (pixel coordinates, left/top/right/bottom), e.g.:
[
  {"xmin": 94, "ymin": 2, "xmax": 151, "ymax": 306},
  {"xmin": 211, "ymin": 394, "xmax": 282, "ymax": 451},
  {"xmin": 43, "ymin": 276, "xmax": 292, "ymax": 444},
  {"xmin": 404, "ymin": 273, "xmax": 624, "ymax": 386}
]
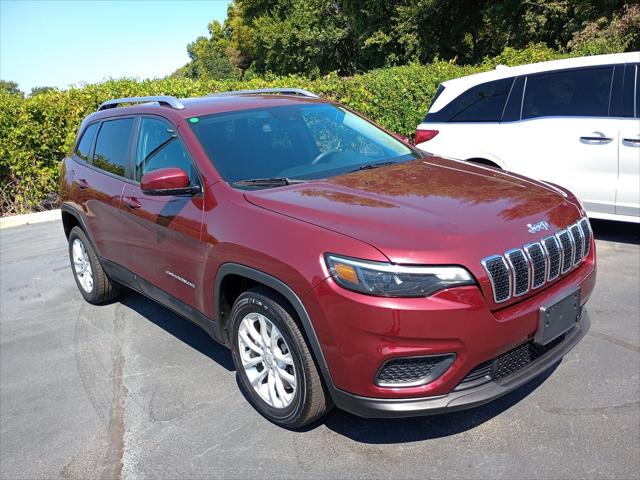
[{"xmin": 0, "ymin": 0, "xmax": 231, "ymax": 93}]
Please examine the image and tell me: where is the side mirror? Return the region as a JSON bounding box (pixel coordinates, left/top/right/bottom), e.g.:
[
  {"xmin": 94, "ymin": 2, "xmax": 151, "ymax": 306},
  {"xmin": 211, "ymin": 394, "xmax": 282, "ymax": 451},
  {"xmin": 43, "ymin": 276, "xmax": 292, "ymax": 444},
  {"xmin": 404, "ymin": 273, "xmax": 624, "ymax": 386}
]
[{"xmin": 140, "ymin": 167, "xmax": 199, "ymax": 196}]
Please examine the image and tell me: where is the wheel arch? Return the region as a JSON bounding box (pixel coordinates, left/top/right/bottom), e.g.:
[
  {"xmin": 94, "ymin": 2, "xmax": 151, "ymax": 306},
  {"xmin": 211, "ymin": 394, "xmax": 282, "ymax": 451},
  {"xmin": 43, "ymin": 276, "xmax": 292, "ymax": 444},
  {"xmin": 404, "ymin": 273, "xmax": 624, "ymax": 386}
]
[
  {"xmin": 214, "ymin": 263, "xmax": 335, "ymax": 391},
  {"xmin": 60, "ymin": 204, "xmax": 100, "ymax": 254}
]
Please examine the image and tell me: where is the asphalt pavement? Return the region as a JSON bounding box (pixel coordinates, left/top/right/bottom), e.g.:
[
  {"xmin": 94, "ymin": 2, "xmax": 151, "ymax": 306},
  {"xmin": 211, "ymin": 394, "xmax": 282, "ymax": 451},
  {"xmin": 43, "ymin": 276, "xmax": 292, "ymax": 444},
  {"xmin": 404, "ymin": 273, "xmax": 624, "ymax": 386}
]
[{"xmin": 1, "ymin": 218, "xmax": 638, "ymax": 480}]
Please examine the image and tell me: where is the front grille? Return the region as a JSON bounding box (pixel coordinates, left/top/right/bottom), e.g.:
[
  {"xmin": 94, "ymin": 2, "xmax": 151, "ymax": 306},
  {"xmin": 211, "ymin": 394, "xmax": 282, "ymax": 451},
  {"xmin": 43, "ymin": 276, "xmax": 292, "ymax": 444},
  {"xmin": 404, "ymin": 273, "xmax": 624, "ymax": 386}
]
[
  {"xmin": 579, "ymin": 218, "xmax": 592, "ymax": 257},
  {"xmin": 482, "ymin": 256, "xmax": 511, "ymax": 303},
  {"xmin": 481, "ymin": 218, "xmax": 591, "ymax": 304},
  {"xmin": 456, "ymin": 333, "xmax": 567, "ymax": 390},
  {"xmin": 525, "ymin": 242, "xmax": 546, "ymax": 289},
  {"xmin": 506, "ymin": 249, "xmax": 530, "ymax": 296},
  {"xmin": 542, "ymin": 236, "xmax": 561, "ymax": 281},
  {"xmin": 569, "ymin": 224, "xmax": 584, "ymax": 265},
  {"xmin": 557, "ymin": 230, "xmax": 574, "ymax": 273}
]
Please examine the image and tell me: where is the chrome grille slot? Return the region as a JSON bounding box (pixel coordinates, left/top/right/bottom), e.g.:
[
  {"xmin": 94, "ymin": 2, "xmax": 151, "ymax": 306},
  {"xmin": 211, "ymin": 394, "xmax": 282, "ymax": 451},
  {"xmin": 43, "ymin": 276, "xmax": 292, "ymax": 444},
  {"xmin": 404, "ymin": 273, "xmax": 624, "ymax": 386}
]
[
  {"xmin": 524, "ymin": 242, "xmax": 547, "ymax": 289},
  {"xmin": 569, "ymin": 224, "xmax": 584, "ymax": 264},
  {"xmin": 481, "ymin": 256, "xmax": 511, "ymax": 303},
  {"xmin": 481, "ymin": 218, "xmax": 589, "ymax": 305},
  {"xmin": 505, "ymin": 249, "xmax": 530, "ymax": 296},
  {"xmin": 579, "ymin": 218, "xmax": 592, "ymax": 257},
  {"xmin": 542, "ymin": 236, "xmax": 561, "ymax": 280},
  {"xmin": 556, "ymin": 230, "xmax": 574, "ymax": 273}
]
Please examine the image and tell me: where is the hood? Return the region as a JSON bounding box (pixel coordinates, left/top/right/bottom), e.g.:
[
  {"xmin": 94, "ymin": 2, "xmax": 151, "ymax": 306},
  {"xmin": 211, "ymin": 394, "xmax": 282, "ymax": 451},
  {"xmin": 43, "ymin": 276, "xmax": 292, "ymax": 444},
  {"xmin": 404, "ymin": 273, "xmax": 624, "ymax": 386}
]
[{"xmin": 244, "ymin": 158, "xmax": 583, "ymax": 266}]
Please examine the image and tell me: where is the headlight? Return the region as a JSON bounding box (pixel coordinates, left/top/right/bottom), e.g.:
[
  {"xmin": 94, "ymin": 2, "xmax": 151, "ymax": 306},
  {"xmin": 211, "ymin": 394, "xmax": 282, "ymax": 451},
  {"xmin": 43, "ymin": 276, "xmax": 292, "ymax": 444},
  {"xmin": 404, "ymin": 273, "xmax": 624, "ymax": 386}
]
[{"xmin": 325, "ymin": 254, "xmax": 475, "ymax": 297}]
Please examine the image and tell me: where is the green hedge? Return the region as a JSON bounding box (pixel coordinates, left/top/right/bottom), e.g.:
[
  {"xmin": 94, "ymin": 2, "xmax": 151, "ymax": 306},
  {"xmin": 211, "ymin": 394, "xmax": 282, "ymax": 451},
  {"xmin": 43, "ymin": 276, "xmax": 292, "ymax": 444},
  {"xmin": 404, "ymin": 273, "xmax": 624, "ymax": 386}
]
[{"xmin": 0, "ymin": 45, "xmax": 564, "ymax": 215}]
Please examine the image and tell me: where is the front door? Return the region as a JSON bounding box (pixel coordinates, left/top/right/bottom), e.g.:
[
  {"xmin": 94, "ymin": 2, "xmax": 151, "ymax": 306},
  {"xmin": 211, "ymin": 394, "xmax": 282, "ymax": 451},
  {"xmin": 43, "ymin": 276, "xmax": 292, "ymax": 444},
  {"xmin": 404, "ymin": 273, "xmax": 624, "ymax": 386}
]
[{"xmin": 120, "ymin": 116, "xmax": 206, "ymax": 310}]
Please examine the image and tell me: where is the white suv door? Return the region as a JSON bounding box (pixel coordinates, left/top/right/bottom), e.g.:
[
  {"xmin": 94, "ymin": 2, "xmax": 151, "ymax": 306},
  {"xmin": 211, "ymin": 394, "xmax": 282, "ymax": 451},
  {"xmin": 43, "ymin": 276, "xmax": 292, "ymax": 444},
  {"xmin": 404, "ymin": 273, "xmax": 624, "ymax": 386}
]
[
  {"xmin": 616, "ymin": 64, "xmax": 640, "ymax": 218},
  {"xmin": 500, "ymin": 66, "xmax": 618, "ymax": 215}
]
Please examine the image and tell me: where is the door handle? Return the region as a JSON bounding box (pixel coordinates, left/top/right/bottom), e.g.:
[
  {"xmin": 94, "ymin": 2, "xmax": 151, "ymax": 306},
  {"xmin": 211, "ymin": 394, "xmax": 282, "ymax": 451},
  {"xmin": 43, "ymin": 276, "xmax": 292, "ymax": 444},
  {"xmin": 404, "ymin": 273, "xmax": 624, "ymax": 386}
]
[
  {"xmin": 123, "ymin": 197, "xmax": 142, "ymax": 209},
  {"xmin": 76, "ymin": 178, "xmax": 90, "ymax": 190},
  {"xmin": 580, "ymin": 135, "xmax": 613, "ymax": 143},
  {"xmin": 622, "ymin": 138, "xmax": 640, "ymax": 144}
]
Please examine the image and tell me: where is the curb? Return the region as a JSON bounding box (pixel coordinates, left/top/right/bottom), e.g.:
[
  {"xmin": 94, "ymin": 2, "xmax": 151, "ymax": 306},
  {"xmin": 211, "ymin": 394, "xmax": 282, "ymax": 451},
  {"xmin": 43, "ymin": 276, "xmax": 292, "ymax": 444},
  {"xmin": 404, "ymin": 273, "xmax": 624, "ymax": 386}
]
[{"xmin": 0, "ymin": 209, "xmax": 61, "ymax": 230}]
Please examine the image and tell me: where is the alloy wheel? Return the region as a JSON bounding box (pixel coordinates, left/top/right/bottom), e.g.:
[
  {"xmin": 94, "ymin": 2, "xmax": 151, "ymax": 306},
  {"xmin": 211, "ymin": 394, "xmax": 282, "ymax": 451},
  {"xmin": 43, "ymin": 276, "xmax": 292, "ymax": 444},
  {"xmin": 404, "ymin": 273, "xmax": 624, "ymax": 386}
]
[
  {"xmin": 72, "ymin": 238, "xmax": 94, "ymax": 293},
  {"xmin": 237, "ymin": 312, "xmax": 297, "ymax": 409}
]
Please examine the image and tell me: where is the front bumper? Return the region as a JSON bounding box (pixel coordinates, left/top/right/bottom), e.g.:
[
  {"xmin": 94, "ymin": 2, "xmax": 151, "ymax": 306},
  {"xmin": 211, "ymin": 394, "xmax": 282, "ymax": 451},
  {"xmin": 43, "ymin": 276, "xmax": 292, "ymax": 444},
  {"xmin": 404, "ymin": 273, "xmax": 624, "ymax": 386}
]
[{"xmin": 331, "ymin": 311, "xmax": 590, "ymax": 418}]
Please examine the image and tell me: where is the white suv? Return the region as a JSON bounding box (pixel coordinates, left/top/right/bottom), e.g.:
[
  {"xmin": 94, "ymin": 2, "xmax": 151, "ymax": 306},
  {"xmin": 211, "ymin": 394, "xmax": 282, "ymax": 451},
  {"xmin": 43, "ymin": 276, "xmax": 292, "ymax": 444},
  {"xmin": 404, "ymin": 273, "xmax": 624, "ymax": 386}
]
[{"xmin": 415, "ymin": 52, "xmax": 640, "ymax": 223}]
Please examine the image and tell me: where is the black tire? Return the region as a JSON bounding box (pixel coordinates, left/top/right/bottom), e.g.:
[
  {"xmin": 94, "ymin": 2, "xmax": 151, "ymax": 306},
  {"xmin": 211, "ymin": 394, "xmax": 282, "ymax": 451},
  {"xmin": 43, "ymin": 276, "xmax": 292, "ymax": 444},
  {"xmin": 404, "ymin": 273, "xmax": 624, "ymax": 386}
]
[
  {"xmin": 68, "ymin": 226, "xmax": 119, "ymax": 304},
  {"xmin": 229, "ymin": 286, "xmax": 330, "ymax": 428}
]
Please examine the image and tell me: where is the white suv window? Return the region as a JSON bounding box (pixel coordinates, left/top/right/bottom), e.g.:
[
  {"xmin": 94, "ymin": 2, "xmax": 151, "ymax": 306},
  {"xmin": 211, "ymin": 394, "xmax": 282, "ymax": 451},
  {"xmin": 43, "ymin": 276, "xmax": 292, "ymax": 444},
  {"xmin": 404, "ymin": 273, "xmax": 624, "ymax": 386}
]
[{"xmin": 522, "ymin": 67, "xmax": 614, "ymax": 119}]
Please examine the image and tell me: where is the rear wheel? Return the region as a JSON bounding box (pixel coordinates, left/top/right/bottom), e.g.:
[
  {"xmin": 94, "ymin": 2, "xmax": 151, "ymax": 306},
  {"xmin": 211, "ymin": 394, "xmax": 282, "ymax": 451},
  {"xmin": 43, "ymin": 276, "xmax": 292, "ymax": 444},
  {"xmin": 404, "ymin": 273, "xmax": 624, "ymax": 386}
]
[
  {"xmin": 68, "ymin": 226, "xmax": 119, "ymax": 304},
  {"xmin": 229, "ymin": 286, "xmax": 330, "ymax": 428}
]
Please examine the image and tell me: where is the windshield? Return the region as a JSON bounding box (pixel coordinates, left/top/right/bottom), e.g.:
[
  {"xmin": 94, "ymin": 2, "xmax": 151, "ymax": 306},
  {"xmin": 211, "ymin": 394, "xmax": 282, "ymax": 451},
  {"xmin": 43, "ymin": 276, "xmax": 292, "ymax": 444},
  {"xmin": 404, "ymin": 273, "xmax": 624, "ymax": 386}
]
[{"xmin": 188, "ymin": 103, "xmax": 418, "ymax": 186}]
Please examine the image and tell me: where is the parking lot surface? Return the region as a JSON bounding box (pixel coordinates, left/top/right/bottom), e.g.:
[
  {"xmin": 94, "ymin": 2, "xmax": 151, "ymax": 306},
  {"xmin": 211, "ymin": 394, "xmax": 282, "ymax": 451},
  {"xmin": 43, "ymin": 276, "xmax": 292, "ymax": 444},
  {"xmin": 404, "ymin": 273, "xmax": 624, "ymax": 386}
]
[{"xmin": 1, "ymin": 219, "xmax": 638, "ymax": 480}]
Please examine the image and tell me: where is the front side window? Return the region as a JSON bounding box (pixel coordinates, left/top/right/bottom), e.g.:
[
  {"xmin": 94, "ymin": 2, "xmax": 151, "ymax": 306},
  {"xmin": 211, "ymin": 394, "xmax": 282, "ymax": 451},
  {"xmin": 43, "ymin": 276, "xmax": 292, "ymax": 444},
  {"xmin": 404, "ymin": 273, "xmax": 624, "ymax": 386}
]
[
  {"xmin": 75, "ymin": 123, "xmax": 98, "ymax": 162},
  {"xmin": 135, "ymin": 117, "xmax": 197, "ymax": 183},
  {"xmin": 189, "ymin": 104, "xmax": 417, "ymax": 185},
  {"xmin": 93, "ymin": 118, "xmax": 135, "ymax": 178},
  {"xmin": 522, "ymin": 67, "xmax": 613, "ymax": 119},
  {"xmin": 425, "ymin": 78, "xmax": 513, "ymax": 123}
]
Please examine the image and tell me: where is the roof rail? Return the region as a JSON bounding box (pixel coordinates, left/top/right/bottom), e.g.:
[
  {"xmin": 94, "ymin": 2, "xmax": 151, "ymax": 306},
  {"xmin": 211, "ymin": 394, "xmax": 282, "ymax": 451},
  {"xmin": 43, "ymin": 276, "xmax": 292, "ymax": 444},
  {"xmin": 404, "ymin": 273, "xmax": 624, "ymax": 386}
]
[
  {"xmin": 98, "ymin": 95, "xmax": 185, "ymax": 111},
  {"xmin": 209, "ymin": 88, "xmax": 320, "ymax": 98}
]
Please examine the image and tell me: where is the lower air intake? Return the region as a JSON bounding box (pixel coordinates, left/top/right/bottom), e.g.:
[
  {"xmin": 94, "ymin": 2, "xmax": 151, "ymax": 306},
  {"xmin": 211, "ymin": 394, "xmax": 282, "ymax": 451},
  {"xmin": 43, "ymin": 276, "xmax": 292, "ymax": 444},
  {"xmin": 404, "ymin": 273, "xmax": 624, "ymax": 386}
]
[{"xmin": 375, "ymin": 354, "xmax": 455, "ymax": 388}]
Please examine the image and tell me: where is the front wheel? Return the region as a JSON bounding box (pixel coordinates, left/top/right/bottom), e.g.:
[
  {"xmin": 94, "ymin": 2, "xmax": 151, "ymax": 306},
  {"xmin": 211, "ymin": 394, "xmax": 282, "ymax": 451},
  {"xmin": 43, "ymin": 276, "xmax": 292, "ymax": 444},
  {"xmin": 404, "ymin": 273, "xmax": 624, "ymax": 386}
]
[
  {"xmin": 229, "ymin": 287, "xmax": 330, "ymax": 428},
  {"xmin": 68, "ymin": 226, "xmax": 119, "ymax": 304}
]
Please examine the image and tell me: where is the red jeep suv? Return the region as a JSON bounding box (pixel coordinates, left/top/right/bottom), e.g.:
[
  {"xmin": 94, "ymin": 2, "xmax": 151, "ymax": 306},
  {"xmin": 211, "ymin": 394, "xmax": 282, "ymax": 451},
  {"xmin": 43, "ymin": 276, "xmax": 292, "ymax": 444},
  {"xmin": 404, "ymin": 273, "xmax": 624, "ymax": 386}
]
[{"xmin": 60, "ymin": 89, "xmax": 596, "ymax": 428}]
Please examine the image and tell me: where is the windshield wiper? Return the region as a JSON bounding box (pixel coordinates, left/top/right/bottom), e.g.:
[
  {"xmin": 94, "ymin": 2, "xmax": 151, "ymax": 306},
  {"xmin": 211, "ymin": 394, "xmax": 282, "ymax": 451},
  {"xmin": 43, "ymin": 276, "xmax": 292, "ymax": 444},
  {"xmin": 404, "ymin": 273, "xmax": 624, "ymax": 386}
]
[
  {"xmin": 231, "ymin": 177, "xmax": 307, "ymax": 188},
  {"xmin": 348, "ymin": 161, "xmax": 394, "ymax": 173}
]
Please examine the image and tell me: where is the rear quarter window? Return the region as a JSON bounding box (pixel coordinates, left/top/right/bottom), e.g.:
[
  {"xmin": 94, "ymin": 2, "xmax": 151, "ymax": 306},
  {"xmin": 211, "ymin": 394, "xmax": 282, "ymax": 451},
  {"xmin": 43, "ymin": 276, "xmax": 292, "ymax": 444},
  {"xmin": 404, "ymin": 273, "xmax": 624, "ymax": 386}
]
[
  {"xmin": 74, "ymin": 123, "xmax": 98, "ymax": 162},
  {"xmin": 425, "ymin": 78, "xmax": 513, "ymax": 123}
]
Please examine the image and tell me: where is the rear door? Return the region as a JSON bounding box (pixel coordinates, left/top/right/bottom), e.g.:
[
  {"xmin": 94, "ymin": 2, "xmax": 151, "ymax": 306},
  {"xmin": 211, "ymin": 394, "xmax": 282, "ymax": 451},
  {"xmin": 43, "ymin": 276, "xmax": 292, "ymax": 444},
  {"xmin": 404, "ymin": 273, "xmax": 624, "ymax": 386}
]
[
  {"xmin": 120, "ymin": 116, "xmax": 205, "ymax": 310},
  {"xmin": 75, "ymin": 117, "xmax": 134, "ymax": 266},
  {"xmin": 616, "ymin": 63, "xmax": 640, "ymax": 218},
  {"xmin": 502, "ymin": 66, "xmax": 618, "ymax": 214}
]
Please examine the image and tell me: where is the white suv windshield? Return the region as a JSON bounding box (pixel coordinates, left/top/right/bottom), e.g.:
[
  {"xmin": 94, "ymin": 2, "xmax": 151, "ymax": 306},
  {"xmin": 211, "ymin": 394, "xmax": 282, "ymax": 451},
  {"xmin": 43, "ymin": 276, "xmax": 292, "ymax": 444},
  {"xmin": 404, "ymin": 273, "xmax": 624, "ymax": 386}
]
[{"xmin": 189, "ymin": 103, "xmax": 417, "ymax": 185}]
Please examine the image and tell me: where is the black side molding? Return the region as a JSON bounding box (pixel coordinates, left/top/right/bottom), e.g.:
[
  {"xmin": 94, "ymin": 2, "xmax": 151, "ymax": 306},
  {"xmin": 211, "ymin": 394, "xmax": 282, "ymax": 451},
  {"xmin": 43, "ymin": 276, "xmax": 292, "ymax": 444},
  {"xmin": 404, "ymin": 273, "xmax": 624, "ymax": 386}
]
[{"xmin": 101, "ymin": 258, "xmax": 223, "ymax": 344}]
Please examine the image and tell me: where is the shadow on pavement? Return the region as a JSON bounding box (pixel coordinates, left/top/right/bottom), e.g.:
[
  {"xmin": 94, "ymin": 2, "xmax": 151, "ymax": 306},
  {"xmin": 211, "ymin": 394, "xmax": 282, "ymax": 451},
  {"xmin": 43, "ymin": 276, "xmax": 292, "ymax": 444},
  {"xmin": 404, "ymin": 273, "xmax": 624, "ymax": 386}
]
[
  {"xmin": 591, "ymin": 219, "xmax": 639, "ymax": 245},
  {"xmin": 317, "ymin": 363, "xmax": 559, "ymax": 442},
  {"xmin": 120, "ymin": 291, "xmax": 235, "ymax": 372}
]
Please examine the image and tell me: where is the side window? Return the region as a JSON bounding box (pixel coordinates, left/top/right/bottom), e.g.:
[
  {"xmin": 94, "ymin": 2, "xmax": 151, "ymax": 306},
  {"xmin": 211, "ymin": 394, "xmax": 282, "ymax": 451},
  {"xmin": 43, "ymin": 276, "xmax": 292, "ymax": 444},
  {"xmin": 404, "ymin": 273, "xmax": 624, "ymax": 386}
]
[
  {"xmin": 522, "ymin": 67, "xmax": 613, "ymax": 119},
  {"xmin": 93, "ymin": 118, "xmax": 135, "ymax": 178},
  {"xmin": 135, "ymin": 117, "xmax": 197, "ymax": 183},
  {"xmin": 75, "ymin": 123, "xmax": 98, "ymax": 162},
  {"xmin": 426, "ymin": 78, "xmax": 514, "ymax": 122}
]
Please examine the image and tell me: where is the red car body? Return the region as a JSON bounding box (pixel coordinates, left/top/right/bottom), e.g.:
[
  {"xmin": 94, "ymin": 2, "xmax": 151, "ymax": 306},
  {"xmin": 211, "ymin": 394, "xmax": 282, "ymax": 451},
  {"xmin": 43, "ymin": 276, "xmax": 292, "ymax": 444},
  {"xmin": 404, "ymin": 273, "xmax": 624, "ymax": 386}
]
[{"xmin": 60, "ymin": 94, "xmax": 595, "ymax": 417}]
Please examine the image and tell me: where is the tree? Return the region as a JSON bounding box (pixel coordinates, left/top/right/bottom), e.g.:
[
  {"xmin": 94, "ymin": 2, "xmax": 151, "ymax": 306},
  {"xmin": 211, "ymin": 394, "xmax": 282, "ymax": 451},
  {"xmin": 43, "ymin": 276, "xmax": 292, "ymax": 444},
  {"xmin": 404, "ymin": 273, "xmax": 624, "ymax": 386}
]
[
  {"xmin": 185, "ymin": 20, "xmax": 241, "ymax": 79},
  {"xmin": 176, "ymin": 0, "xmax": 637, "ymax": 79},
  {"xmin": 30, "ymin": 86, "xmax": 55, "ymax": 97},
  {"xmin": 0, "ymin": 80, "xmax": 23, "ymax": 97}
]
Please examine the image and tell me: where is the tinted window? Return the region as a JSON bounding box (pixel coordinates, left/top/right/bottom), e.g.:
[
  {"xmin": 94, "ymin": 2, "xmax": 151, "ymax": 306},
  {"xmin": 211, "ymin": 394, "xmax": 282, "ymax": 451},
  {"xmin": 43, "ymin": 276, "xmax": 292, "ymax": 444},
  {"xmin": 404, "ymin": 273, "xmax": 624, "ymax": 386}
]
[
  {"xmin": 93, "ymin": 118, "xmax": 134, "ymax": 178},
  {"xmin": 426, "ymin": 78, "xmax": 513, "ymax": 122},
  {"xmin": 135, "ymin": 117, "xmax": 197, "ymax": 183},
  {"xmin": 189, "ymin": 104, "xmax": 417, "ymax": 185},
  {"xmin": 75, "ymin": 123, "xmax": 98, "ymax": 162},
  {"xmin": 522, "ymin": 67, "xmax": 613, "ymax": 119}
]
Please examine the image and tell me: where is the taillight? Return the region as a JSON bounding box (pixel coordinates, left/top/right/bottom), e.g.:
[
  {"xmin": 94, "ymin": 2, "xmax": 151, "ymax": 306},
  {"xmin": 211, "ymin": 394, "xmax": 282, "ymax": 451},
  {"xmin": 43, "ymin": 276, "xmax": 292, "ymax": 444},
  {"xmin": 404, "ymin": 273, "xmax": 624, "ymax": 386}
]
[{"xmin": 414, "ymin": 129, "xmax": 439, "ymax": 144}]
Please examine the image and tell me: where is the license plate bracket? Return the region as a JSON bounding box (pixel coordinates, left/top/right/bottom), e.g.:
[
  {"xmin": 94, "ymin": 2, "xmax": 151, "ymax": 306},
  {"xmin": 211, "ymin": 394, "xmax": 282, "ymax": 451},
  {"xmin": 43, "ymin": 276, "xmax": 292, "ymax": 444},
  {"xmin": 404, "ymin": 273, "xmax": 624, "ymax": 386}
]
[{"xmin": 535, "ymin": 288, "xmax": 581, "ymax": 346}]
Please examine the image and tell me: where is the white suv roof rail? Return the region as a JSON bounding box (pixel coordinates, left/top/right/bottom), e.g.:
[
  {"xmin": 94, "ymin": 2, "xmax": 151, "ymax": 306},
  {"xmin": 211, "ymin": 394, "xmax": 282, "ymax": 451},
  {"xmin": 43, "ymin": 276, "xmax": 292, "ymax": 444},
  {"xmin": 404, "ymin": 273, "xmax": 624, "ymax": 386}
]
[
  {"xmin": 209, "ymin": 88, "xmax": 320, "ymax": 98},
  {"xmin": 98, "ymin": 95, "xmax": 185, "ymax": 111}
]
